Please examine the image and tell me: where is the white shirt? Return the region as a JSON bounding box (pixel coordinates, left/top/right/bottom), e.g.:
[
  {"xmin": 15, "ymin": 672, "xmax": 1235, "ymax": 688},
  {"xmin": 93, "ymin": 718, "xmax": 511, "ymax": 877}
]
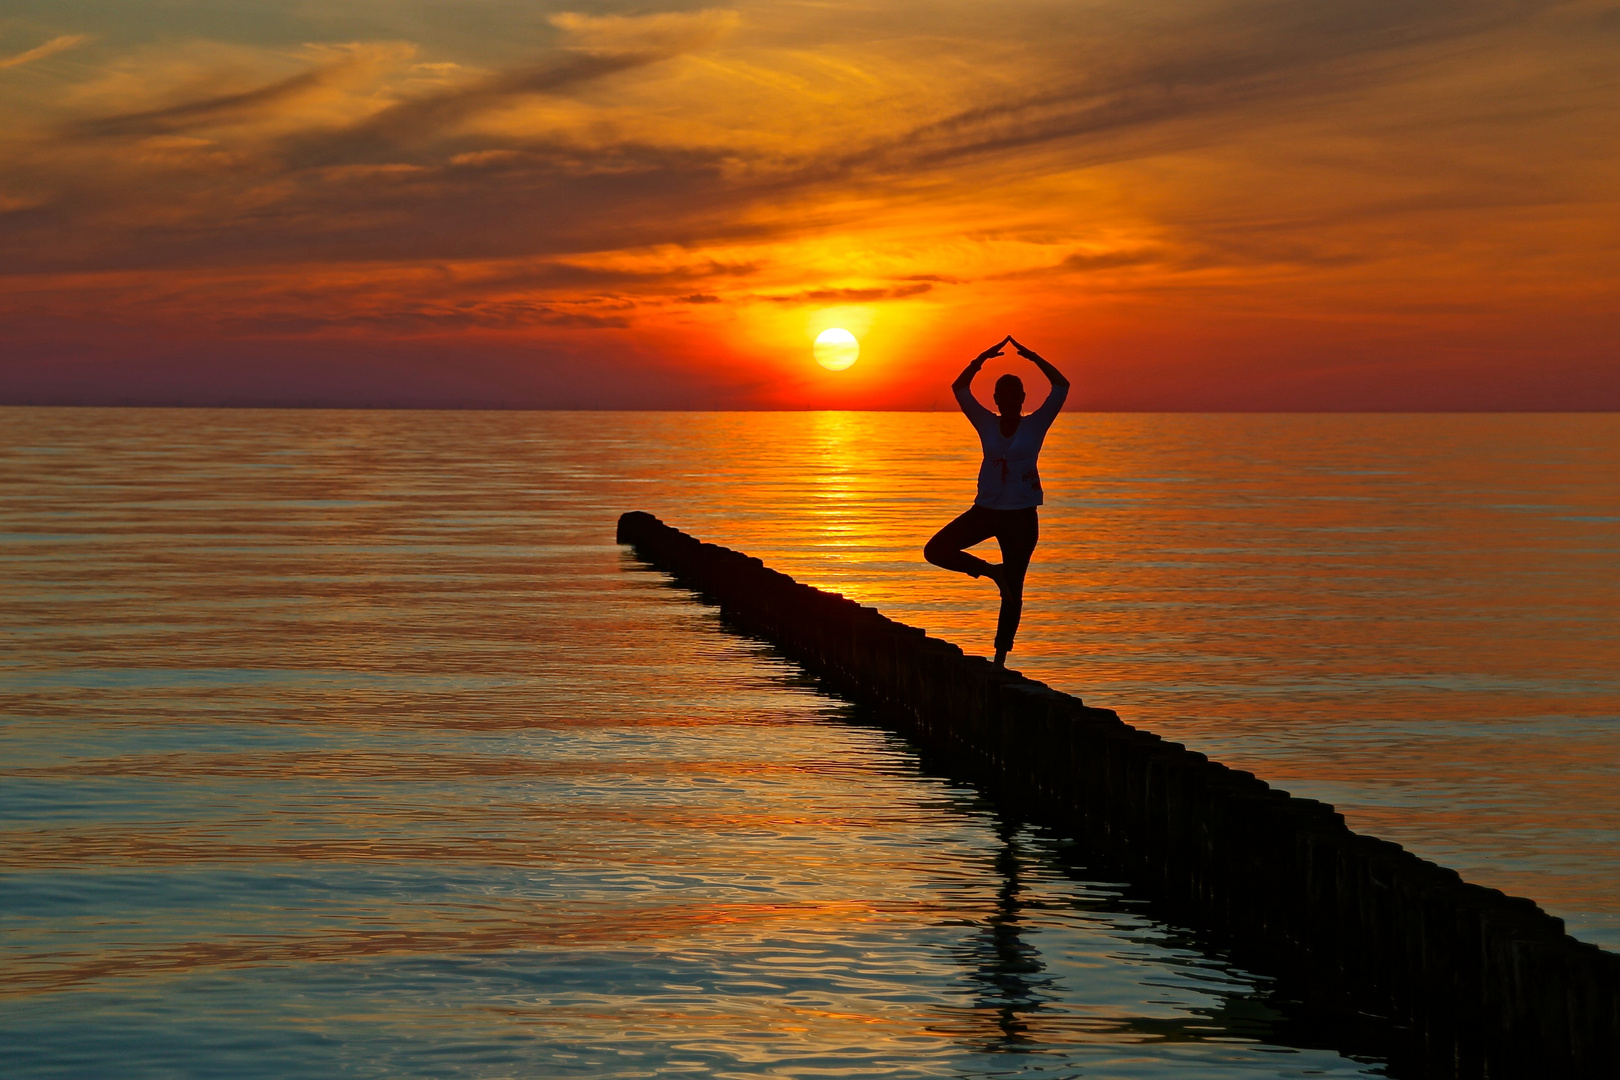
[{"xmin": 955, "ymin": 382, "xmax": 1068, "ymax": 509}]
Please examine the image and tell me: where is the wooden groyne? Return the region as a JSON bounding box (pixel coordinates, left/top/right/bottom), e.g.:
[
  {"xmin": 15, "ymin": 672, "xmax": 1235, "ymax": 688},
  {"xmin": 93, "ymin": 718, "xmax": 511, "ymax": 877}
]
[{"xmin": 617, "ymin": 511, "xmax": 1620, "ymax": 1078}]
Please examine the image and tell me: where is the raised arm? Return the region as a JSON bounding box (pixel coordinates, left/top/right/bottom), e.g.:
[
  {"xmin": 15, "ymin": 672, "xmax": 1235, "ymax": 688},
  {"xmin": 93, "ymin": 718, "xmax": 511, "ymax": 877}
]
[
  {"xmin": 1009, "ymin": 337, "xmax": 1070, "ymax": 390},
  {"xmin": 953, "ymin": 336, "xmax": 1012, "ymax": 392}
]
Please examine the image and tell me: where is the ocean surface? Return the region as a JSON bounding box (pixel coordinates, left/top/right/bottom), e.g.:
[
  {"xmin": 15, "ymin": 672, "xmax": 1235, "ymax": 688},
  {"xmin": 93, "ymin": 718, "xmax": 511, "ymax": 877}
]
[{"xmin": 2, "ymin": 407, "xmax": 1617, "ymax": 1078}]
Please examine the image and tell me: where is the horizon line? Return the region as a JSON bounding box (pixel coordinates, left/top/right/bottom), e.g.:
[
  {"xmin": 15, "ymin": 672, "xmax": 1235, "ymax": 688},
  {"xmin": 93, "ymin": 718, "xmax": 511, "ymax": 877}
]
[{"xmin": 4, "ymin": 403, "xmax": 1617, "ymax": 415}]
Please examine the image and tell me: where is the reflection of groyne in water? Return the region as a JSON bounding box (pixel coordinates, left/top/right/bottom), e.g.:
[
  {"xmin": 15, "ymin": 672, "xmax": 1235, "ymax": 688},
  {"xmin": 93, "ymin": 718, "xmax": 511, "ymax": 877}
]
[{"xmin": 617, "ymin": 511, "xmax": 1620, "ymax": 1077}]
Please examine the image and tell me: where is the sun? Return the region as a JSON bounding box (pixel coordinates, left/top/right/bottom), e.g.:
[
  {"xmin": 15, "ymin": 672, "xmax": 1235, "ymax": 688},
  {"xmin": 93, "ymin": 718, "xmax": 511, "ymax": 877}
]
[{"xmin": 813, "ymin": 327, "xmax": 859, "ymax": 371}]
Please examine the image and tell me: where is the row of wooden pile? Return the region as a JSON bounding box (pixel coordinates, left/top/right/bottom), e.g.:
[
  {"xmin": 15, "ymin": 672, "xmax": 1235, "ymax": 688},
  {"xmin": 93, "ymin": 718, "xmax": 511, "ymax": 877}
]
[{"xmin": 617, "ymin": 510, "xmax": 1620, "ymax": 1077}]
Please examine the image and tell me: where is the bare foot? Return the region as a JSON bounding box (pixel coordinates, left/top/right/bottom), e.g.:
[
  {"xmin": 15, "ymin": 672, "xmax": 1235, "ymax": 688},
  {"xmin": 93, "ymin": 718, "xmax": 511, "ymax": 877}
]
[
  {"xmin": 982, "ymin": 564, "xmax": 1004, "ymax": 591},
  {"xmin": 994, "ymin": 648, "xmax": 1008, "ymax": 667}
]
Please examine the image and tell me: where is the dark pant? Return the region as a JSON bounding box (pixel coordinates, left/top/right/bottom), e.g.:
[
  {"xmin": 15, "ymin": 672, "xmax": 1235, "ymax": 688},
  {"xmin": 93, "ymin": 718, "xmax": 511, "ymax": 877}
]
[{"xmin": 924, "ymin": 504, "xmax": 1039, "ymax": 652}]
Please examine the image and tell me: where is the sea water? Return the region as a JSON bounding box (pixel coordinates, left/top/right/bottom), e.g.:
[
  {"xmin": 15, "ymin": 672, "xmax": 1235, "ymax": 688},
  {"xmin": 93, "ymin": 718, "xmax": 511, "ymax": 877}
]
[{"xmin": 2, "ymin": 407, "xmax": 1616, "ymax": 1078}]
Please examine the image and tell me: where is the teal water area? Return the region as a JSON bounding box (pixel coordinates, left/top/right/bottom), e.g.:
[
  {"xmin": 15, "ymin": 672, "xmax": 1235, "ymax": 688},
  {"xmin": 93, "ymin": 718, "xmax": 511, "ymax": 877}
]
[{"xmin": 3, "ymin": 407, "xmax": 1617, "ymax": 1077}]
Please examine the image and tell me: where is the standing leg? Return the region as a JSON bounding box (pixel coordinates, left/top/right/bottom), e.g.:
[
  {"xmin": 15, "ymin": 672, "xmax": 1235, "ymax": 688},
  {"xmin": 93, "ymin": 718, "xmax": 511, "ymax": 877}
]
[
  {"xmin": 924, "ymin": 505, "xmax": 1000, "ymax": 578},
  {"xmin": 992, "ymin": 507, "xmax": 1039, "ymax": 664}
]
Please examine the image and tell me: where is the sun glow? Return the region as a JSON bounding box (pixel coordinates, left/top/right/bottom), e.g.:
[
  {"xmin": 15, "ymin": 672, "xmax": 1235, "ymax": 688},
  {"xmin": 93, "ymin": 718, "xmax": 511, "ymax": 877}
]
[{"xmin": 813, "ymin": 327, "xmax": 859, "ymax": 371}]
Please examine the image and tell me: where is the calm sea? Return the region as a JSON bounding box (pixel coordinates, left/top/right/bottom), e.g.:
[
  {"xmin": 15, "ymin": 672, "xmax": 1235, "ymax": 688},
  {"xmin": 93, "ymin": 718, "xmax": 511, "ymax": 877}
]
[{"xmin": 2, "ymin": 407, "xmax": 1616, "ymax": 1078}]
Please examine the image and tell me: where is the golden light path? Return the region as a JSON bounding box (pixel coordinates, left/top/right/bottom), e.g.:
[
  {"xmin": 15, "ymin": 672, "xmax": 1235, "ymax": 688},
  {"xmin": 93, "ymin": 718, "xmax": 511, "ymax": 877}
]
[{"xmin": 813, "ymin": 328, "xmax": 859, "ymax": 371}]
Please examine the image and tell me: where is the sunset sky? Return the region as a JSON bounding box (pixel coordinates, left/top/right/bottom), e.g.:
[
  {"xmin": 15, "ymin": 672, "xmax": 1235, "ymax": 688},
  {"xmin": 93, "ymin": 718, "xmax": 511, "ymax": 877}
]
[{"xmin": 2, "ymin": 0, "xmax": 1616, "ymax": 409}]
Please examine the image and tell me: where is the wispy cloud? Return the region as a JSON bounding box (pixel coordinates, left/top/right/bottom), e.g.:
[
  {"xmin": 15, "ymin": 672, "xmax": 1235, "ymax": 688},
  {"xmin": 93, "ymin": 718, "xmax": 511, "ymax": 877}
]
[
  {"xmin": 764, "ymin": 283, "xmax": 934, "ymax": 303},
  {"xmin": 0, "ymin": 34, "xmax": 87, "ymax": 70},
  {"xmin": 72, "ymin": 58, "xmax": 364, "ymax": 138},
  {"xmin": 286, "ymin": 50, "xmax": 688, "ymax": 166}
]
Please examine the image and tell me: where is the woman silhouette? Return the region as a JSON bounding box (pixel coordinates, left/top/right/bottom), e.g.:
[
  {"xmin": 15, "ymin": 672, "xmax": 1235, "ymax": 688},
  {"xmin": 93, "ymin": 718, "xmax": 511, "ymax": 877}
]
[{"xmin": 924, "ymin": 336, "xmax": 1070, "ymax": 666}]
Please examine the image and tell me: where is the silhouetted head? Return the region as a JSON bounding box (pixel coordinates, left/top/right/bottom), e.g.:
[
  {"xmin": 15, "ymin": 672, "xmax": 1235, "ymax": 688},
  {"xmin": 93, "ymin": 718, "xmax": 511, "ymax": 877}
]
[{"xmin": 993, "ymin": 374, "xmax": 1025, "ymax": 416}]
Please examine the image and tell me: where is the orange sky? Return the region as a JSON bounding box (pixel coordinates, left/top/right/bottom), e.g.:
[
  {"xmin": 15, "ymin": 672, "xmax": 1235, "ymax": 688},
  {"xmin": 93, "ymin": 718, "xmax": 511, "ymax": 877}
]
[{"xmin": 1, "ymin": 1, "xmax": 1616, "ymax": 408}]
